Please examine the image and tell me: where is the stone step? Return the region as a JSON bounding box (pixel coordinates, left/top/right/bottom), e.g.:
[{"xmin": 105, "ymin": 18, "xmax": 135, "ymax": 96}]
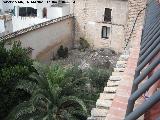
[
  {"xmin": 96, "ymin": 99, "xmax": 112, "ymax": 109},
  {"xmin": 104, "ymin": 87, "xmax": 117, "ymax": 93},
  {"xmin": 114, "ymin": 68, "xmax": 125, "ymax": 72},
  {"xmin": 91, "ymin": 108, "xmax": 108, "ymax": 117},
  {"xmin": 92, "ymin": 117, "xmax": 106, "ymax": 120},
  {"xmin": 99, "ymin": 93, "xmax": 115, "ymax": 100},
  {"xmin": 112, "ymin": 72, "xmax": 122, "ymax": 76},
  {"xmin": 88, "ymin": 117, "xmax": 106, "ymax": 120},
  {"xmin": 119, "ymin": 55, "xmax": 129, "ymax": 61},
  {"xmin": 107, "ymin": 81, "xmax": 120, "ymax": 87},
  {"xmin": 117, "ymin": 61, "xmax": 127, "ymax": 64},
  {"xmin": 87, "ymin": 117, "xmax": 96, "ymax": 120},
  {"xmin": 109, "ymin": 76, "xmax": 121, "ymax": 81},
  {"xmin": 116, "ymin": 63, "xmax": 126, "ymax": 68}
]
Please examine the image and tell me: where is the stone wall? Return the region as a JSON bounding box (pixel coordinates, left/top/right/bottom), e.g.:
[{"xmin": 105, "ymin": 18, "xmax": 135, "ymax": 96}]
[
  {"xmin": 0, "ymin": 14, "xmax": 13, "ymax": 36},
  {"xmin": 72, "ymin": 0, "xmax": 128, "ymax": 52},
  {"xmin": 1, "ymin": 15, "xmax": 74, "ymax": 64},
  {"xmin": 87, "ymin": 0, "xmax": 149, "ymax": 119},
  {"xmin": 124, "ymin": 0, "xmax": 147, "ymax": 49}
]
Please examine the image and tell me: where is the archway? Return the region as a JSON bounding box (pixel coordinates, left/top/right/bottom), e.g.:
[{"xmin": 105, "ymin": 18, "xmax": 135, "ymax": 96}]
[{"xmin": 43, "ymin": 7, "xmax": 47, "ymax": 18}]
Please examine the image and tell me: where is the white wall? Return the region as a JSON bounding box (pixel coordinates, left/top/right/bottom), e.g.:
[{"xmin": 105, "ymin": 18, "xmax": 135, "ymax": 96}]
[
  {"xmin": 0, "ymin": 0, "xmax": 3, "ymax": 13},
  {"xmin": 36, "ymin": 0, "xmax": 53, "ymax": 18},
  {"xmin": 0, "ymin": 18, "xmax": 13, "ymax": 37},
  {"xmin": 0, "ymin": 20, "xmax": 5, "ymax": 33},
  {"xmin": 47, "ymin": 4, "xmax": 70, "ymax": 19},
  {"xmin": 5, "ymin": 19, "xmax": 13, "ymax": 33},
  {"xmin": 2, "ymin": 0, "xmax": 14, "ymax": 11},
  {"xmin": 47, "ymin": 7, "xmax": 62, "ymax": 19},
  {"xmin": 13, "ymin": 0, "xmax": 37, "ymax": 8},
  {"xmin": 12, "ymin": 16, "xmax": 49, "ymax": 31},
  {"xmin": 62, "ymin": 4, "xmax": 70, "ymax": 16}
]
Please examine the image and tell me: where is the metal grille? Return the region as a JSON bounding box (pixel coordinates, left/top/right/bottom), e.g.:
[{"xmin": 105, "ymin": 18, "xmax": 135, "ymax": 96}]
[{"xmin": 125, "ymin": 0, "xmax": 160, "ymax": 119}]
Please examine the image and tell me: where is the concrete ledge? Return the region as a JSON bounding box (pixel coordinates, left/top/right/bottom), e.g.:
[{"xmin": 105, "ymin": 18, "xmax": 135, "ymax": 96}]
[{"xmin": 91, "ymin": 108, "xmax": 108, "ymax": 117}]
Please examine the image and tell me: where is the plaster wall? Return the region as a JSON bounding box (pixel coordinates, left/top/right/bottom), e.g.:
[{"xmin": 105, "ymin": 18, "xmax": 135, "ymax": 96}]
[
  {"xmin": 6, "ymin": 17, "xmax": 74, "ymax": 64},
  {"xmin": 47, "ymin": 7, "xmax": 63, "ymax": 19},
  {"xmin": 0, "ymin": 0, "xmax": 3, "ymax": 13}
]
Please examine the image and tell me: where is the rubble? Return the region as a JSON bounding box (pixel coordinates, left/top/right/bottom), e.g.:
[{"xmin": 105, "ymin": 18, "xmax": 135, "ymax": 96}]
[{"xmin": 52, "ymin": 48, "xmax": 119, "ymax": 69}]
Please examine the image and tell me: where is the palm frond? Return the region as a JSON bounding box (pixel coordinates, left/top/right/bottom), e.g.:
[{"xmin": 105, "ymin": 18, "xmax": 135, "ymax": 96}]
[
  {"xmin": 32, "ymin": 88, "xmax": 52, "ymax": 102},
  {"xmin": 30, "ymin": 72, "xmax": 48, "ymax": 89},
  {"xmin": 69, "ymin": 109, "xmax": 87, "ymax": 120},
  {"xmin": 47, "ymin": 64, "xmax": 66, "ymax": 85},
  {"xmin": 6, "ymin": 101, "xmax": 34, "ymax": 120},
  {"xmin": 58, "ymin": 96, "xmax": 87, "ymax": 114},
  {"xmin": 16, "ymin": 80, "xmax": 39, "ymax": 94}
]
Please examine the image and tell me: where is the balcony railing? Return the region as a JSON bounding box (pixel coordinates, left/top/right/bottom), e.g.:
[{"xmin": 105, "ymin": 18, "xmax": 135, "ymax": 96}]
[{"xmin": 125, "ymin": 0, "xmax": 160, "ymax": 120}]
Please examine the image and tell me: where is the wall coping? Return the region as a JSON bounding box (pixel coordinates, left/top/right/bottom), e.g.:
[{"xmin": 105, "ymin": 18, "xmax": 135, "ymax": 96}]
[{"xmin": 0, "ymin": 14, "xmax": 73, "ymax": 41}]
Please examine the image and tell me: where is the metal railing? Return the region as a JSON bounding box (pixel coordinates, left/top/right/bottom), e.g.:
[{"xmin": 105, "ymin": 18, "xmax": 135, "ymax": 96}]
[{"xmin": 125, "ymin": 0, "xmax": 160, "ymax": 119}]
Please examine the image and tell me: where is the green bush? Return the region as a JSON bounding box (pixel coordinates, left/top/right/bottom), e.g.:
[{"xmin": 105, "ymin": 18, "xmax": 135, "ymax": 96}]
[
  {"xmin": 0, "ymin": 41, "xmax": 33, "ymax": 119},
  {"xmin": 79, "ymin": 38, "xmax": 90, "ymax": 51},
  {"xmin": 8, "ymin": 63, "xmax": 87, "ymax": 120},
  {"xmin": 57, "ymin": 45, "xmax": 69, "ymax": 58},
  {"xmin": 63, "ymin": 66, "xmax": 112, "ymax": 115}
]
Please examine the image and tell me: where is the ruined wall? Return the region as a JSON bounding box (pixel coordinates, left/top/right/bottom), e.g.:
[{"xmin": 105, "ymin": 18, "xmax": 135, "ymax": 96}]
[
  {"xmin": 1, "ymin": 15, "xmax": 74, "ymax": 64},
  {"xmin": 72, "ymin": 0, "xmax": 128, "ymax": 52}
]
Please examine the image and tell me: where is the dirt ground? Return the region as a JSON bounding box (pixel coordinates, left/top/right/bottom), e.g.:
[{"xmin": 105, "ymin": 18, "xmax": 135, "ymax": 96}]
[{"xmin": 52, "ymin": 48, "xmax": 119, "ymax": 70}]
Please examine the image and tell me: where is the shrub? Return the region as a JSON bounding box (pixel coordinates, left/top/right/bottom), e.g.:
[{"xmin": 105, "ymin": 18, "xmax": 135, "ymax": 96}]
[
  {"xmin": 7, "ymin": 63, "xmax": 87, "ymax": 120},
  {"xmin": 57, "ymin": 45, "xmax": 69, "ymax": 58},
  {"xmin": 84, "ymin": 68, "xmax": 111, "ymax": 92},
  {"xmin": 0, "ymin": 41, "xmax": 33, "ymax": 119},
  {"xmin": 79, "ymin": 37, "xmax": 90, "ymax": 51}
]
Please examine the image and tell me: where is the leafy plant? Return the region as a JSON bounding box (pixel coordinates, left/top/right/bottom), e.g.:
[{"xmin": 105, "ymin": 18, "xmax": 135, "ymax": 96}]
[
  {"xmin": 0, "ymin": 41, "xmax": 33, "ymax": 119},
  {"xmin": 57, "ymin": 45, "xmax": 69, "ymax": 58},
  {"xmin": 79, "ymin": 38, "xmax": 90, "ymax": 51},
  {"xmin": 8, "ymin": 63, "xmax": 87, "ymax": 120},
  {"xmin": 86, "ymin": 68, "xmax": 111, "ymax": 91}
]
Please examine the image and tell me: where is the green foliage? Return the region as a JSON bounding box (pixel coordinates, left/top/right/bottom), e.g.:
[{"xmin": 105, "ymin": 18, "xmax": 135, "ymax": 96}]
[
  {"xmin": 85, "ymin": 68, "xmax": 111, "ymax": 92},
  {"xmin": 2, "ymin": 43, "xmax": 112, "ymax": 119},
  {"xmin": 0, "ymin": 41, "xmax": 33, "ymax": 119},
  {"xmin": 8, "ymin": 63, "xmax": 88, "ymax": 120},
  {"xmin": 79, "ymin": 38, "xmax": 90, "ymax": 51},
  {"xmin": 57, "ymin": 45, "xmax": 69, "ymax": 58}
]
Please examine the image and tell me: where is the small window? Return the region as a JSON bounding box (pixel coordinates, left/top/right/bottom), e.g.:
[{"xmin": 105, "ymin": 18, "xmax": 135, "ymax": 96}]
[
  {"xmin": 43, "ymin": 8, "xmax": 47, "ymax": 18},
  {"xmin": 19, "ymin": 7, "xmax": 37, "ymax": 17},
  {"xmin": 102, "ymin": 26, "xmax": 110, "ymax": 39},
  {"xmin": 104, "ymin": 8, "xmax": 112, "ymax": 22}
]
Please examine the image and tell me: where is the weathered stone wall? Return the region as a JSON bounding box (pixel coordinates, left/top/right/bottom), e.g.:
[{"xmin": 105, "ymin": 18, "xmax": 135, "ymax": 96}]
[
  {"xmin": 72, "ymin": 0, "xmax": 128, "ymax": 52},
  {"xmin": 1, "ymin": 15, "xmax": 74, "ymax": 64},
  {"xmin": 0, "ymin": 14, "xmax": 13, "ymax": 36},
  {"xmin": 124, "ymin": 0, "xmax": 147, "ymax": 49}
]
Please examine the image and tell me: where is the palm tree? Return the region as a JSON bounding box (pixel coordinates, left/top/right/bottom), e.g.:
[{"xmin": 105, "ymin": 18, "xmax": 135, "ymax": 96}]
[{"xmin": 7, "ymin": 62, "xmax": 87, "ymax": 120}]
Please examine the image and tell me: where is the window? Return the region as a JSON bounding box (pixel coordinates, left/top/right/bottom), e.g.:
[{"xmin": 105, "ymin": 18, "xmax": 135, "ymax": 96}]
[
  {"xmin": 102, "ymin": 26, "xmax": 110, "ymax": 39},
  {"xmin": 104, "ymin": 8, "xmax": 112, "ymax": 22},
  {"xmin": 43, "ymin": 8, "xmax": 47, "ymax": 18},
  {"xmin": 19, "ymin": 7, "xmax": 37, "ymax": 17}
]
